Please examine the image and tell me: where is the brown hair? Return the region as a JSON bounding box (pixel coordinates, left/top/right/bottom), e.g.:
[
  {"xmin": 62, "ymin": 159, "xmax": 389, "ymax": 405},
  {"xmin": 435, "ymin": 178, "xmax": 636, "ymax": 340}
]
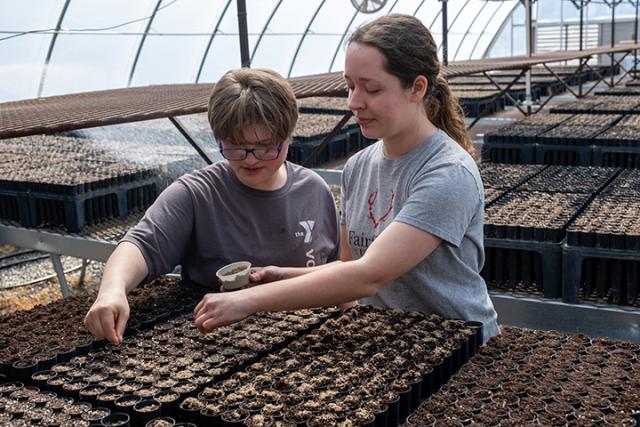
[
  {"xmin": 348, "ymin": 14, "xmax": 473, "ymax": 155},
  {"xmin": 208, "ymin": 68, "xmax": 298, "ymax": 145}
]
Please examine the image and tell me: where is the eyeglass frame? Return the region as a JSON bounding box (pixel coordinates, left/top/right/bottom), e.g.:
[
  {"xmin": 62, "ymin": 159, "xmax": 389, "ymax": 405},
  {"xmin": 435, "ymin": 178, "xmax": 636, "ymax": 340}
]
[{"xmin": 216, "ymin": 138, "xmax": 285, "ymax": 161}]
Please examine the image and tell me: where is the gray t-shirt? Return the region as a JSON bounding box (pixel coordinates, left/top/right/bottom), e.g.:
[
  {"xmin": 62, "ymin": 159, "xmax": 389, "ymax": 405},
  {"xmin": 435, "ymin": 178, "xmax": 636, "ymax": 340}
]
[
  {"xmin": 124, "ymin": 161, "xmax": 340, "ymax": 288},
  {"xmin": 341, "ymin": 130, "xmax": 499, "ymax": 342}
]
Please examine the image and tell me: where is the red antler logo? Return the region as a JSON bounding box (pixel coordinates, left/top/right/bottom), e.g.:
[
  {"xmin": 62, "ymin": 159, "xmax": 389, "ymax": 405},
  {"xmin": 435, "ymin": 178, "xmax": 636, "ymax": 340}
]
[{"xmin": 367, "ymin": 190, "xmax": 395, "ymax": 229}]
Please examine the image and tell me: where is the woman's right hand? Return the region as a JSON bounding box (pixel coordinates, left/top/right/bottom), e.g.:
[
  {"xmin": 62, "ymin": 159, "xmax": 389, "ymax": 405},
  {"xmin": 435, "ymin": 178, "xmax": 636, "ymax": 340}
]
[{"xmin": 84, "ymin": 291, "xmax": 130, "ymax": 346}]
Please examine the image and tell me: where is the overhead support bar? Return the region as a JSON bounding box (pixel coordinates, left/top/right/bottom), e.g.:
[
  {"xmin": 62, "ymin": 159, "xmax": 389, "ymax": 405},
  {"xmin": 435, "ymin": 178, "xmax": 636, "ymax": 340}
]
[
  {"xmin": 441, "ymin": 0, "xmax": 448, "ymax": 66},
  {"xmin": 237, "ymin": 0, "xmax": 250, "ymax": 67},
  {"xmin": 168, "ymin": 116, "xmax": 215, "ymax": 165},
  {"xmin": 525, "ymin": 0, "xmax": 533, "ymax": 114}
]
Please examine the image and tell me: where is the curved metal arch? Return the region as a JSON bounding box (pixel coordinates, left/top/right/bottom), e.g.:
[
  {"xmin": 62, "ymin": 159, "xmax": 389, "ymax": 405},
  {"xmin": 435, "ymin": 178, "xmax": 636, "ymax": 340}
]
[
  {"xmin": 387, "ymin": 0, "xmax": 402, "ymax": 14},
  {"xmin": 413, "ymin": 0, "xmax": 428, "ymax": 16},
  {"xmin": 37, "ymin": 0, "xmax": 72, "ymax": 97},
  {"xmin": 287, "ymin": 0, "xmax": 326, "ymax": 78},
  {"xmin": 471, "ymin": 1, "xmax": 518, "ymax": 59},
  {"xmin": 440, "ymin": 0, "xmax": 472, "ymax": 51},
  {"xmin": 328, "ymin": 9, "xmax": 360, "ymax": 72},
  {"xmin": 249, "ymin": 0, "xmax": 285, "ymax": 65},
  {"xmin": 195, "ymin": 0, "xmax": 233, "ymax": 83},
  {"xmin": 452, "ymin": 0, "xmax": 489, "ymax": 60},
  {"xmin": 429, "ymin": 5, "xmax": 443, "ymax": 30},
  {"xmin": 127, "ymin": 0, "xmax": 163, "ymax": 87}
]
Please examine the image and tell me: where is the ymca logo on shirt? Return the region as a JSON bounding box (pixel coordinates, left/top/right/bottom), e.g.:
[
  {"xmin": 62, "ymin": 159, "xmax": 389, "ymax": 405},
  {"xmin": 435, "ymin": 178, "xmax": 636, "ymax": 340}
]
[{"xmin": 296, "ymin": 220, "xmax": 315, "ymax": 243}]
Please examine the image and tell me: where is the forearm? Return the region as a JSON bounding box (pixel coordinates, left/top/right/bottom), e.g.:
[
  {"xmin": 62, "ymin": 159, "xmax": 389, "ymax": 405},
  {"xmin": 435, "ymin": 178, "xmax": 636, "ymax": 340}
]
[
  {"xmin": 278, "ymin": 260, "xmax": 341, "ymax": 279},
  {"xmin": 243, "ymin": 259, "xmax": 383, "ymax": 313},
  {"xmin": 98, "ymin": 242, "xmax": 149, "ymax": 297}
]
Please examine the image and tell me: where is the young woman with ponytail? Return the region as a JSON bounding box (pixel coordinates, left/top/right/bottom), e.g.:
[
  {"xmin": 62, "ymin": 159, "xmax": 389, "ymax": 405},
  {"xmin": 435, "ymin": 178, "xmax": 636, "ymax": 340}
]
[{"xmin": 194, "ymin": 14, "xmax": 499, "ymax": 344}]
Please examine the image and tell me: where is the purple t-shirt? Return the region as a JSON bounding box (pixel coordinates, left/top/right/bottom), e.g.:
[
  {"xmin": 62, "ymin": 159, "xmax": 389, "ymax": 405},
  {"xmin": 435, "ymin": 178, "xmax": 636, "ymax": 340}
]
[{"xmin": 123, "ymin": 161, "xmax": 340, "ymax": 288}]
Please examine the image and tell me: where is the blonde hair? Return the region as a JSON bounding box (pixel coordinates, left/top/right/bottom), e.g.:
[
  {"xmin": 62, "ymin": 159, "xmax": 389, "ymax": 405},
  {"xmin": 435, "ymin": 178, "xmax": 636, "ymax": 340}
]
[
  {"xmin": 208, "ymin": 68, "xmax": 298, "ymax": 145},
  {"xmin": 348, "ymin": 14, "xmax": 473, "ymax": 155}
]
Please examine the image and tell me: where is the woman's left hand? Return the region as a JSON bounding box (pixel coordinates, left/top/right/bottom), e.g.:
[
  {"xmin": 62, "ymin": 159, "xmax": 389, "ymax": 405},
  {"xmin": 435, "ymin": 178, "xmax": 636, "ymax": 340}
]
[{"xmin": 193, "ymin": 292, "xmax": 254, "ymax": 333}]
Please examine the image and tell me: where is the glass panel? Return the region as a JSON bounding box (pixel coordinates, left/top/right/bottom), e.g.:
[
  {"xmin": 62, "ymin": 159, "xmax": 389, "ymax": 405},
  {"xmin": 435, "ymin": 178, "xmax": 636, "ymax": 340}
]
[
  {"xmin": 486, "ymin": 18, "xmax": 512, "ymax": 58},
  {"xmin": 537, "ymin": 0, "xmax": 560, "ymax": 24},
  {"xmin": 41, "ymin": 34, "xmax": 139, "ymax": 96},
  {"xmin": 388, "ymin": 0, "xmax": 424, "ymax": 15},
  {"xmin": 0, "ymin": 34, "xmax": 52, "ymax": 102},
  {"xmin": 0, "ymin": 0, "xmax": 66, "ymax": 31},
  {"xmin": 311, "ymin": 0, "xmax": 356, "ymax": 33},
  {"xmin": 472, "ymin": 33, "xmax": 497, "ymax": 59},
  {"xmin": 62, "ymin": 0, "xmax": 154, "ymax": 31},
  {"xmin": 246, "ymin": 0, "xmax": 281, "ymax": 54},
  {"xmin": 149, "ymin": 0, "xmax": 222, "ymax": 33},
  {"xmin": 250, "ymin": 0, "xmax": 320, "ymax": 74},
  {"xmin": 252, "ymin": 35, "xmax": 304, "ymax": 76},
  {"xmin": 199, "ymin": 3, "xmax": 240, "ymax": 83},
  {"xmin": 479, "ymin": 1, "xmax": 519, "ymax": 58},
  {"xmin": 199, "ymin": 35, "xmax": 242, "ymax": 83},
  {"xmin": 511, "ymin": 24, "xmax": 526, "ymax": 56},
  {"xmin": 131, "ymin": 36, "xmax": 211, "ymax": 86},
  {"xmin": 130, "ymin": 0, "xmax": 227, "ymax": 86},
  {"xmin": 453, "ymin": 1, "xmax": 501, "ymax": 60},
  {"xmin": 446, "ymin": 34, "xmax": 464, "ymax": 61},
  {"xmin": 290, "ymin": 34, "xmax": 344, "ymax": 76},
  {"xmin": 415, "ymin": 1, "xmax": 442, "ymax": 31},
  {"xmin": 449, "ymin": 0, "xmax": 487, "ymax": 61}
]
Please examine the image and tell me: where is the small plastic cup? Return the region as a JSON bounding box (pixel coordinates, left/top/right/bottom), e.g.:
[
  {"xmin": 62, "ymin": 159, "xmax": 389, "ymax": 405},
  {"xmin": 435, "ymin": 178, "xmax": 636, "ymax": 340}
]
[{"xmin": 216, "ymin": 262, "xmax": 251, "ymax": 291}]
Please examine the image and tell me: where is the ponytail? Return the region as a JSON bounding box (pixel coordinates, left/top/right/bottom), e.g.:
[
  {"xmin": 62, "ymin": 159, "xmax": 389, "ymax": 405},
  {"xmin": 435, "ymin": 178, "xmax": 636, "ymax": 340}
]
[{"xmin": 426, "ymin": 74, "xmax": 474, "ymax": 156}]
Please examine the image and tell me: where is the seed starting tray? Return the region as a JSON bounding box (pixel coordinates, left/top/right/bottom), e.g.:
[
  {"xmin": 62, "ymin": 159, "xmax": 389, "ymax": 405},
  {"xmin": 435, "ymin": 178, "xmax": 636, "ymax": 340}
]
[
  {"xmin": 483, "ymin": 191, "xmax": 591, "ymax": 298},
  {"xmin": 178, "ymin": 306, "xmax": 480, "ymax": 427},
  {"xmin": 0, "ymin": 303, "xmax": 480, "ymax": 427},
  {"xmin": 403, "ymin": 326, "xmax": 640, "ymax": 427},
  {"xmin": 481, "ymin": 111, "xmax": 640, "ymax": 167},
  {"xmin": 563, "ymin": 190, "xmax": 640, "ymax": 306},
  {"xmin": 517, "ymin": 165, "xmax": 619, "ymax": 194},
  {"xmin": 0, "ymin": 175, "xmax": 160, "ymax": 232},
  {"xmin": 480, "ymin": 164, "xmax": 547, "ymax": 190},
  {"xmin": 0, "ymin": 134, "xmax": 202, "ymax": 232},
  {"xmin": 297, "ymin": 96, "xmax": 350, "ymax": 116},
  {"xmin": 550, "ymin": 96, "xmax": 640, "ymax": 115},
  {"xmin": 288, "ymin": 113, "xmax": 365, "ymax": 165},
  {"xmin": 0, "ymin": 277, "xmax": 206, "ymax": 382}
]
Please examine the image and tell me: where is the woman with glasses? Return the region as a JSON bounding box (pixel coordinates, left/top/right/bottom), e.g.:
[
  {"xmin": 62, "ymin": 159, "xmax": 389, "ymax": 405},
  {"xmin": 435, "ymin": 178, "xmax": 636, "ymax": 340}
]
[
  {"xmin": 192, "ymin": 14, "xmax": 499, "ymax": 344},
  {"xmin": 84, "ymin": 68, "xmax": 341, "ymax": 345}
]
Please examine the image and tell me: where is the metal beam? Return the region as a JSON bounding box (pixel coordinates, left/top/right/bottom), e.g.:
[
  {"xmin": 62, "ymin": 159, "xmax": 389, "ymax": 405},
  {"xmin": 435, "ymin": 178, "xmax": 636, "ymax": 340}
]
[
  {"xmin": 525, "ymin": 0, "xmax": 532, "ymax": 113},
  {"xmin": 636, "ymin": 0, "xmax": 639, "ymax": 78},
  {"xmin": 0, "ymin": 224, "xmax": 116, "ymax": 262},
  {"xmin": 168, "ymin": 116, "xmax": 215, "ymax": 165},
  {"xmin": 128, "ymin": 0, "xmax": 163, "ymax": 87},
  {"xmin": 442, "ymin": 0, "xmax": 448, "ymax": 65},
  {"xmin": 301, "ymin": 111, "xmax": 353, "ymax": 167},
  {"xmin": 491, "ymin": 292, "xmax": 640, "ymax": 343},
  {"xmin": 195, "ymin": 0, "xmax": 233, "ymax": 83},
  {"xmin": 328, "ymin": 10, "xmax": 359, "ymax": 72},
  {"xmin": 37, "ymin": 0, "xmax": 72, "ymax": 97},
  {"xmin": 453, "ymin": 0, "xmax": 489, "ymax": 61},
  {"xmin": 249, "ymin": 0, "xmax": 284, "ymax": 66},
  {"xmin": 443, "ymin": 0, "xmax": 472, "ymax": 56},
  {"xmin": 50, "ymin": 254, "xmax": 70, "ymax": 298},
  {"xmin": 470, "ymin": 2, "xmax": 505, "ymax": 59},
  {"xmin": 288, "ymin": 0, "xmax": 326, "ymax": 78},
  {"xmin": 238, "ymin": 0, "xmax": 251, "ymax": 67}
]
